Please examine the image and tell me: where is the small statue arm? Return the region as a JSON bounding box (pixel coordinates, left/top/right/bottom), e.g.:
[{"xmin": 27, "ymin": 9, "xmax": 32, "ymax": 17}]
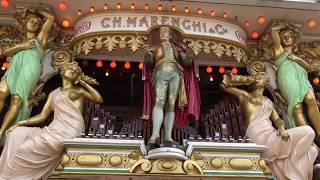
[
  {"xmin": 270, "ymin": 107, "xmax": 290, "ymax": 140},
  {"xmin": 79, "ymin": 80, "xmax": 103, "ymax": 104},
  {"xmin": 144, "ymin": 47, "xmax": 155, "ymax": 67},
  {"xmin": 270, "ymin": 107, "xmax": 286, "ymax": 130},
  {"xmin": 17, "ymin": 91, "xmax": 54, "ymax": 126},
  {"xmin": 37, "ymin": 11, "xmax": 54, "ymax": 48},
  {"xmin": 179, "ymin": 48, "xmax": 194, "ymax": 67},
  {"xmin": 2, "ymin": 40, "xmax": 35, "ymax": 57},
  {"xmin": 270, "ymin": 24, "xmax": 285, "ymax": 57},
  {"xmin": 219, "ymin": 83, "xmax": 249, "ymax": 102}
]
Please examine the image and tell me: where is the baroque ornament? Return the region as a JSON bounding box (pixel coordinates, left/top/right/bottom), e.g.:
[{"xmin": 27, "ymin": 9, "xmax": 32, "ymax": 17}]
[
  {"xmin": 183, "ymin": 38, "xmax": 248, "ymax": 62},
  {"xmin": 72, "ymin": 34, "xmax": 147, "ymax": 55}
]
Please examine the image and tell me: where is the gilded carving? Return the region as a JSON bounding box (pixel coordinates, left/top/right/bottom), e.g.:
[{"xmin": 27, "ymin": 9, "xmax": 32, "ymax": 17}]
[
  {"xmin": 183, "ymin": 38, "xmax": 248, "ymax": 62},
  {"xmin": 210, "ymin": 157, "xmax": 223, "ymax": 169},
  {"xmin": 157, "ymin": 160, "xmax": 178, "ymax": 171},
  {"xmin": 76, "ymin": 154, "xmax": 103, "ymax": 167},
  {"xmin": 183, "ymin": 160, "xmax": 203, "ymax": 175},
  {"xmin": 130, "ymin": 159, "xmax": 152, "ymax": 173},
  {"xmin": 228, "ymin": 158, "xmax": 253, "ymax": 170},
  {"xmin": 108, "ymin": 154, "xmax": 123, "ymax": 167},
  {"xmin": 300, "ymin": 41, "xmax": 320, "ymax": 61},
  {"xmin": 72, "ymin": 34, "xmax": 147, "ymax": 56}
]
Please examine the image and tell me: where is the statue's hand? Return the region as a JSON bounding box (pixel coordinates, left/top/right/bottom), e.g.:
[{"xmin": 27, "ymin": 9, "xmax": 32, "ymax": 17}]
[
  {"xmin": 5, "ymin": 122, "xmax": 22, "ymax": 135},
  {"xmin": 222, "ymin": 71, "xmax": 233, "ymax": 87},
  {"xmin": 277, "ymin": 128, "xmax": 290, "ymax": 141},
  {"xmin": 20, "ymin": 39, "xmax": 37, "ymax": 50}
]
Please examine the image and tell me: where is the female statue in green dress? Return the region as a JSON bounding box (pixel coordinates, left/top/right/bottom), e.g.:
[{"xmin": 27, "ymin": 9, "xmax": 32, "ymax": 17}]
[
  {"xmin": 0, "ymin": 10, "xmax": 54, "ymax": 138},
  {"xmin": 267, "ymin": 22, "xmax": 320, "ymax": 137}
]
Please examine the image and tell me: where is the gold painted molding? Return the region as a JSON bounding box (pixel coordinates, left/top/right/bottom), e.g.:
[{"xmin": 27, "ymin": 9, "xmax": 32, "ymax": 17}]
[
  {"xmin": 72, "ymin": 34, "xmax": 147, "ymax": 56},
  {"xmin": 70, "ymin": 32, "xmax": 249, "ymax": 62},
  {"xmin": 184, "ymin": 38, "xmax": 248, "ymax": 62}
]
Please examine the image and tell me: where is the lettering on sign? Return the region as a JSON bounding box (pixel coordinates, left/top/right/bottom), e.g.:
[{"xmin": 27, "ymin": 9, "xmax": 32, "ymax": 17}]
[
  {"xmin": 99, "ymin": 16, "xmax": 228, "ymax": 35},
  {"xmin": 74, "ymin": 13, "xmax": 247, "ymax": 45}
]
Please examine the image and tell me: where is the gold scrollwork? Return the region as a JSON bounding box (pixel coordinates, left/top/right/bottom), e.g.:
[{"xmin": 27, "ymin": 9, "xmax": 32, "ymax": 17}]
[
  {"xmin": 183, "ymin": 159, "xmax": 203, "ymax": 175},
  {"xmin": 72, "ymin": 34, "xmax": 147, "ymax": 56},
  {"xmin": 129, "ymin": 159, "xmax": 152, "ymax": 173},
  {"xmin": 183, "ymin": 38, "xmax": 248, "ymax": 62}
]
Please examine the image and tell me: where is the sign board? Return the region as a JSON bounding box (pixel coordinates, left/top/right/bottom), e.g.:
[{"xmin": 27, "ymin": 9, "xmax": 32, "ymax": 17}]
[{"xmin": 74, "ymin": 12, "xmax": 247, "ymax": 45}]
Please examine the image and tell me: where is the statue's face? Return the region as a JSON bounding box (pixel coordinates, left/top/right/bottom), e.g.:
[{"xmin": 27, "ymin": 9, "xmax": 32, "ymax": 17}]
[
  {"xmin": 254, "ymin": 73, "xmax": 269, "ymax": 88},
  {"xmin": 63, "ymin": 65, "xmax": 80, "ymax": 82},
  {"xmin": 280, "ymin": 31, "xmax": 293, "ymax": 47},
  {"xmin": 26, "ymin": 17, "xmax": 41, "ymax": 33},
  {"xmin": 160, "ymin": 28, "xmax": 171, "ymax": 42}
]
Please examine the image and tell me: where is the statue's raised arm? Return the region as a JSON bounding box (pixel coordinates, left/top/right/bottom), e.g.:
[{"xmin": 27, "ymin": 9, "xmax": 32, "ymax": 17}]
[
  {"xmin": 0, "ymin": 62, "xmax": 103, "ymax": 179},
  {"xmin": 0, "ymin": 9, "xmax": 56, "ymax": 138},
  {"xmin": 220, "ymin": 72, "xmax": 318, "ymax": 179}
]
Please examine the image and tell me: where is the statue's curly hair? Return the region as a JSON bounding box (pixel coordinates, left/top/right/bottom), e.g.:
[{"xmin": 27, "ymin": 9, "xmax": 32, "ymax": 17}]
[
  {"xmin": 260, "ymin": 21, "xmax": 302, "ymax": 57},
  {"xmin": 60, "ymin": 62, "xmax": 99, "ymax": 85}
]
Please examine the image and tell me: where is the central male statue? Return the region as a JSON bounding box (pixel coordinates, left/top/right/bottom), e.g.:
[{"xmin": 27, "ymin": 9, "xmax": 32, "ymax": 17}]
[{"xmin": 142, "ymin": 26, "xmax": 200, "ymax": 147}]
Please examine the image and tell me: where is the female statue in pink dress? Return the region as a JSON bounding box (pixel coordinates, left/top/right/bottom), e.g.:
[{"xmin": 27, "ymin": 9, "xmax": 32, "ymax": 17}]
[
  {"xmin": 220, "ymin": 71, "xmax": 318, "ymax": 180},
  {"xmin": 0, "ymin": 62, "xmax": 103, "ymax": 179}
]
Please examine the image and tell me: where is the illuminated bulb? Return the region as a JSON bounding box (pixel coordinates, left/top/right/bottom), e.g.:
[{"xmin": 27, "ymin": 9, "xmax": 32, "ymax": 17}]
[
  {"xmin": 184, "ymin": 7, "xmax": 189, "ymax": 13},
  {"xmin": 313, "ymin": 77, "xmax": 320, "ymax": 85},
  {"xmin": 131, "ymin": 3, "xmax": 135, "ymax": 10},
  {"xmin": 209, "ymin": 76, "xmax": 214, "ymax": 82},
  {"xmin": 244, "ymin": 21, "xmax": 250, "ymax": 27},
  {"xmin": 219, "ymin": 67, "xmax": 225, "ymax": 74},
  {"xmin": 105, "ymin": 71, "xmax": 109, "ymax": 77},
  {"xmin": 1, "ymin": 0, "xmax": 9, "ymax": 8},
  {"xmin": 1, "ymin": 62, "xmax": 8, "ymax": 70},
  {"xmin": 116, "ymin": 3, "xmax": 121, "ymax": 10},
  {"xmin": 206, "ymin": 66, "xmax": 212, "ymax": 73},
  {"xmin": 158, "ymin": 4, "xmax": 162, "ymax": 11},
  {"xmin": 223, "ymin": 12, "xmax": 227, "ymax": 18},
  {"xmin": 90, "ymin": 6, "xmax": 95, "ymax": 13},
  {"xmin": 139, "ymin": 62, "xmax": 144, "ymax": 70},
  {"xmin": 110, "ymin": 61, "xmax": 117, "ymax": 69},
  {"xmin": 77, "ymin": 9, "xmax": 82, "ymax": 16},
  {"xmin": 104, "ymin": 4, "xmax": 108, "ymax": 10},
  {"xmin": 210, "ymin": 10, "xmax": 215, "ymax": 16},
  {"xmin": 198, "ymin": 8, "xmax": 202, "ymax": 15},
  {"xmin": 171, "ymin": 5, "xmax": 176, "ymax": 12},
  {"xmin": 62, "ymin": 19, "xmax": 70, "ymax": 28},
  {"xmin": 231, "ymin": 67, "xmax": 238, "ymax": 74},
  {"xmin": 124, "ymin": 62, "xmax": 131, "ymax": 69},
  {"xmin": 144, "ymin": 4, "xmax": 149, "ymax": 11},
  {"xmin": 58, "ymin": 1, "xmax": 67, "ymax": 10},
  {"xmin": 252, "ymin": 31, "xmax": 259, "ymax": 39},
  {"xmin": 96, "ymin": 60, "xmax": 103, "ymax": 68},
  {"xmin": 308, "ymin": 19, "xmax": 317, "ymax": 28},
  {"xmin": 258, "ymin": 16, "xmax": 266, "ymax": 24}
]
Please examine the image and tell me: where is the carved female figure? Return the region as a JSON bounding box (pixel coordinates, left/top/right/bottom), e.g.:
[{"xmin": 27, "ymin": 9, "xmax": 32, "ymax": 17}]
[
  {"xmin": 264, "ymin": 22, "xmax": 320, "ymax": 136},
  {"xmin": 0, "ymin": 62, "xmax": 103, "ymax": 179},
  {"xmin": 220, "ymin": 71, "xmax": 318, "ymax": 180},
  {"xmin": 0, "ymin": 10, "xmax": 54, "ymax": 138}
]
